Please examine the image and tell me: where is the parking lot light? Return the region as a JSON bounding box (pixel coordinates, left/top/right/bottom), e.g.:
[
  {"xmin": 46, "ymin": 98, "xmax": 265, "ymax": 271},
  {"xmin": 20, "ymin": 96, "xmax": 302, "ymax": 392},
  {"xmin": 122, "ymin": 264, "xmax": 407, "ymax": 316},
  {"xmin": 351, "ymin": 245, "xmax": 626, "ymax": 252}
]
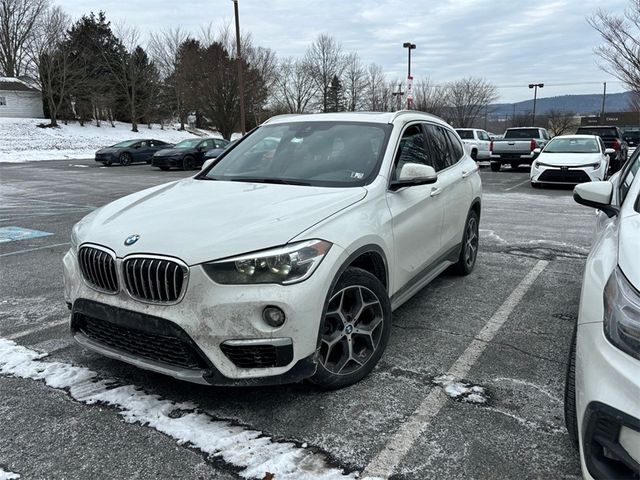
[{"xmin": 528, "ymin": 83, "xmax": 544, "ymax": 126}]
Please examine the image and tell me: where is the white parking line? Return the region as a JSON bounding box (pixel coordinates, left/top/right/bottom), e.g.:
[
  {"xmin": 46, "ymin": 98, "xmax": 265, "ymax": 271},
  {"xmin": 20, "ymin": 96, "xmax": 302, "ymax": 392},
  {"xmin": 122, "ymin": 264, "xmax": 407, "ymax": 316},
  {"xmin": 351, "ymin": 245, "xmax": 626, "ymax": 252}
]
[
  {"xmin": 0, "ymin": 242, "xmax": 70, "ymax": 258},
  {"xmin": 362, "ymin": 260, "xmax": 548, "ymax": 479},
  {"xmin": 504, "ymin": 179, "xmax": 531, "ymax": 192},
  {"xmin": 5, "ymin": 319, "xmax": 68, "ymax": 340}
]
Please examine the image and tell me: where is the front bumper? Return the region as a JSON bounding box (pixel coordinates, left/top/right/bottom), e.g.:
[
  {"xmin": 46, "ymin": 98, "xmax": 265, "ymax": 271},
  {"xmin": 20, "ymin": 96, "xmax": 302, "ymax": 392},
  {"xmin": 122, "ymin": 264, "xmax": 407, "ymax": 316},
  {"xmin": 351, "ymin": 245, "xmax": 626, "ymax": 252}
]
[
  {"xmin": 576, "ymin": 322, "xmax": 640, "ymax": 479},
  {"xmin": 152, "ymin": 156, "xmax": 182, "ymax": 167},
  {"xmin": 95, "ymin": 153, "xmax": 116, "ymax": 163},
  {"xmin": 530, "ymin": 164, "xmax": 605, "ymax": 185},
  {"xmin": 63, "ymin": 244, "xmax": 347, "ymax": 385}
]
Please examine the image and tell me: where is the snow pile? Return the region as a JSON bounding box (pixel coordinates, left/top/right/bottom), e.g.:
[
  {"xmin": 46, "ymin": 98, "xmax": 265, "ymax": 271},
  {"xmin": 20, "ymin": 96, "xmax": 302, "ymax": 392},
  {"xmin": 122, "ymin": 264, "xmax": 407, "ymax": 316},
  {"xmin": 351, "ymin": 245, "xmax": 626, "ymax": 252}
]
[
  {"xmin": 0, "ymin": 118, "xmax": 205, "ymax": 163},
  {"xmin": 0, "ymin": 469, "xmax": 20, "ymax": 480},
  {"xmin": 0, "ymin": 338, "xmax": 356, "ymax": 480},
  {"xmin": 433, "ymin": 375, "xmax": 489, "ymax": 404}
]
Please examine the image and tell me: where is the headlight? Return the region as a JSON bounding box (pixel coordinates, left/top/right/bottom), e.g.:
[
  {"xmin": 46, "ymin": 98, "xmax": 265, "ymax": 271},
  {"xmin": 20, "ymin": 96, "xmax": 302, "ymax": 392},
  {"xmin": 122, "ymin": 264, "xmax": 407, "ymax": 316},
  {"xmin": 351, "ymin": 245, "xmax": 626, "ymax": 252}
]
[
  {"xmin": 603, "ymin": 267, "xmax": 640, "ymax": 361},
  {"xmin": 70, "ymin": 223, "xmax": 80, "ymax": 253},
  {"xmin": 203, "ymin": 239, "xmax": 332, "ymax": 285},
  {"xmin": 590, "ymin": 161, "xmax": 601, "ymax": 170}
]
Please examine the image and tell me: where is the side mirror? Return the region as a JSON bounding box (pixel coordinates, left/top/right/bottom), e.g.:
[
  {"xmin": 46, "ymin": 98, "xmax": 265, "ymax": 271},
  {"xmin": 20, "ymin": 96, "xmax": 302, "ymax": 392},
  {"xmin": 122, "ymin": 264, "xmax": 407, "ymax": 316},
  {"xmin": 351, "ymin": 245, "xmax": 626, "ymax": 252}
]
[
  {"xmin": 390, "ymin": 163, "xmax": 438, "ymax": 190},
  {"xmin": 533, "ymin": 148, "xmax": 541, "ymax": 154},
  {"xmin": 201, "ymin": 158, "xmax": 215, "ymax": 171},
  {"xmin": 605, "ymin": 148, "xmax": 615, "ymax": 155},
  {"xmin": 573, "ymin": 181, "xmax": 618, "ymax": 218}
]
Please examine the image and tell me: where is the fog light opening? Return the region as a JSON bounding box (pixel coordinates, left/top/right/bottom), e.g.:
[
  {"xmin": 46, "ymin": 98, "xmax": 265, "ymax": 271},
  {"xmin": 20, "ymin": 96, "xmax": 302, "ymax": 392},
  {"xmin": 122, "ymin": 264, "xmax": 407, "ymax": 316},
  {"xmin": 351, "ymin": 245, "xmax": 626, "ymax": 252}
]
[{"xmin": 263, "ymin": 306, "xmax": 286, "ymax": 327}]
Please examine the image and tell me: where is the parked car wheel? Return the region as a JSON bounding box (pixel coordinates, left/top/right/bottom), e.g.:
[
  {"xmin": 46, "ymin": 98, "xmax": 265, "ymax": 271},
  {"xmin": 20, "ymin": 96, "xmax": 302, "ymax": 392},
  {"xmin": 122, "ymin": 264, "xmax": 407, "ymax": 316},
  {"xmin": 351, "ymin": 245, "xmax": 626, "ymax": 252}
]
[
  {"xmin": 159, "ymin": 166, "xmax": 170, "ymax": 171},
  {"xmin": 119, "ymin": 152, "xmax": 132, "ymax": 166},
  {"xmin": 471, "ymin": 149, "xmax": 478, "ymax": 161},
  {"xmin": 102, "ymin": 161, "xmax": 111, "ymax": 166},
  {"xmin": 182, "ymin": 156, "xmax": 196, "ymax": 170},
  {"xmin": 531, "ymin": 182, "xmax": 541, "ymax": 189},
  {"xmin": 311, "ymin": 267, "xmax": 392, "ymax": 390},
  {"xmin": 564, "ymin": 326, "xmax": 579, "ymax": 449},
  {"xmin": 510, "ymin": 162, "xmax": 519, "ymax": 170},
  {"xmin": 452, "ymin": 210, "xmax": 479, "ymax": 276},
  {"xmin": 490, "ymin": 162, "xmax": 501, "ymax": 172}
]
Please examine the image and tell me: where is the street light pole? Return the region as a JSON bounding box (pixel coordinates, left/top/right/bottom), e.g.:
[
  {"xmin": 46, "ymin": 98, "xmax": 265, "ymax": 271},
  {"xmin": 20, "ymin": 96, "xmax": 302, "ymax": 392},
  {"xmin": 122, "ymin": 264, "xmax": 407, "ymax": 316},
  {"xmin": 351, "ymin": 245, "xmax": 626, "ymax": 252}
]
[
  {"xmin": 528, "ymin": 83, "xmax": 544, "ymax": 126},
  {"xmin": 232, "ymin": 0, "xmax": 246, "ymax": 136},
  {"xmin": 403, "ymin": 42, "xmax": 416, "ymax": 109}
]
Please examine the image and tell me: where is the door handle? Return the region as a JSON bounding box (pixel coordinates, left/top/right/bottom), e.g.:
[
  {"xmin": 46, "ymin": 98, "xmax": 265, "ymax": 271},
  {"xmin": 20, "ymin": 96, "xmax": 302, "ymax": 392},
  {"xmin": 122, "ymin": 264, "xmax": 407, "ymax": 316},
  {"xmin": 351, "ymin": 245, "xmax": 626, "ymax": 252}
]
[
  {"xmin": 462, "ymin": 170, "xmax": 471, "ymax": 178},
  {"xmin": 430, "ymin": 187, "xmax": 442, "ymax": 197}
]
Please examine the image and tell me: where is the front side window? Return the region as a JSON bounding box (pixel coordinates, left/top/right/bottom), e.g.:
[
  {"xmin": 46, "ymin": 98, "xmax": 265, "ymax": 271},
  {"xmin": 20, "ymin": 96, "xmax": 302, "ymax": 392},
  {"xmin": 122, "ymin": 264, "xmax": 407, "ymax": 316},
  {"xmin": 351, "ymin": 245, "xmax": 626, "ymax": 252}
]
[
  {"xmin": 392, "ymin": 124, "xmax": 430, "ymax": 180},
  {"xmin": 205, "ymin": 121, "xmax": 391, "ymax": 187},
  {"xmin": 620, "ymin": 149, "xmax": 640, "ymax": 205}
]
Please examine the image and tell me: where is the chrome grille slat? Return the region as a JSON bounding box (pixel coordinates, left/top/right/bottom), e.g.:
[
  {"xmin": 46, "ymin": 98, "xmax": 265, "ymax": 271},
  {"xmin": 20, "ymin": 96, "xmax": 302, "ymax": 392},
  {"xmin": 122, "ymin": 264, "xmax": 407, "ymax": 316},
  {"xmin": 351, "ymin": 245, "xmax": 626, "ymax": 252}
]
[
  {"xmin": 123, "ymin": 256, "xmax": 187, "ymax": 303},
  {"xmin": 78, "ymin": 246, "xmax": 118, "ymax": 294}
]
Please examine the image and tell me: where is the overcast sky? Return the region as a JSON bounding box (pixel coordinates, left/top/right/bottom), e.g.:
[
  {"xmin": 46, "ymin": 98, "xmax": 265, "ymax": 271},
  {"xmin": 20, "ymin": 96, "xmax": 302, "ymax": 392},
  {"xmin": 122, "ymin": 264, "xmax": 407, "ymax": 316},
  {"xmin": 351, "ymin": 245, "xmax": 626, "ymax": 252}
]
[{"xmin": 57, "ymin": 0, "xmax": 630, "ymax": 103}]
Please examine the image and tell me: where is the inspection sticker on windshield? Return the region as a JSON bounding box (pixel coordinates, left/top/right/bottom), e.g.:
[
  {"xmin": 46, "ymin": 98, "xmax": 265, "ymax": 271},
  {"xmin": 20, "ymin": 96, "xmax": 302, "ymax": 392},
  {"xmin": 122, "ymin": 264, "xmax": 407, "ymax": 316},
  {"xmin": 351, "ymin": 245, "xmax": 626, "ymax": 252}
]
[
  {"xmin": 351, "ymin": 172, "xmax": 364, "ymax": 179},
  {"xmin": 0, "ymin": 227, "xmax": 53, "ymax": 243}
]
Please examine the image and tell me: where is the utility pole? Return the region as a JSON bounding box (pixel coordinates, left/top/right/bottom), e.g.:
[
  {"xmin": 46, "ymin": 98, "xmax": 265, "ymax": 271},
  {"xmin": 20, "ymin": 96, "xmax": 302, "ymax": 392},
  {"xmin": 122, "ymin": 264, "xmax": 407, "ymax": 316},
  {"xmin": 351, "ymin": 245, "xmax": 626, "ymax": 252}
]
[
  {"xmin": 528, "ymin": 83, "xmax": 544, "ymax": 126},
  {"xmin": 232, "ymin": 0, "xmax": 246, "ymax": 135},
  {"xmin": 403, "ymin": 42, "xmax": 416, "ymax": 109},
  {"xmin": 600, "ymin": 81, "xmax": 607, "ymax": 122}
]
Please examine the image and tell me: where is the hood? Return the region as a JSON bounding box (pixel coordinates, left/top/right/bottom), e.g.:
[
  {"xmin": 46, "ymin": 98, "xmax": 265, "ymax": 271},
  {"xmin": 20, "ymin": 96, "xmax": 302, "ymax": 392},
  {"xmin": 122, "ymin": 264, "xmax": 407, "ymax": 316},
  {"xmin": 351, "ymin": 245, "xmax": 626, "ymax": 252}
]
[
  {"xmin": 77, "ymin": 178, "xmax": 367, "ymax": 265},
  {"xmin": 618, "ymin": 212, "xmax": 640, "ymax": 290},
  {"xmin": 155, "ymin": 148, "xmax": 188, "ymax": 157},
  {"xmin": 537, "ymin": 152, "xmax": 602, "ymax": 166}
]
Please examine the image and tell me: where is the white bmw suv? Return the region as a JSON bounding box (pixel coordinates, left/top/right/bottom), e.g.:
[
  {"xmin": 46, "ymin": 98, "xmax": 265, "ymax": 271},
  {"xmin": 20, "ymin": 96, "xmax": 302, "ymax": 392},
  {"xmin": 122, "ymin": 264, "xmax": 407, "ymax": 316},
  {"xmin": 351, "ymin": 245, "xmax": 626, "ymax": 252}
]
[
  {"xmin": 63, "ymin": 112, "xmax": 482, "ymax": 389},
  {"xmin": 567, "ymin": 147, "xmax": 640, "ymax": 478}
]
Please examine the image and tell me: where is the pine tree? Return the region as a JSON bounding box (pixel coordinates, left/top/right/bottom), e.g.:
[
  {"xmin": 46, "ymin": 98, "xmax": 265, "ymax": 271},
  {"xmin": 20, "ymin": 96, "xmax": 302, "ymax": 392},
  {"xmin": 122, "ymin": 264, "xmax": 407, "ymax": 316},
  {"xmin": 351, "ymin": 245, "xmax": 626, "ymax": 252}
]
[{"xmin": 326, "ymin": 75, "xmax": 345, "ymax": 112}]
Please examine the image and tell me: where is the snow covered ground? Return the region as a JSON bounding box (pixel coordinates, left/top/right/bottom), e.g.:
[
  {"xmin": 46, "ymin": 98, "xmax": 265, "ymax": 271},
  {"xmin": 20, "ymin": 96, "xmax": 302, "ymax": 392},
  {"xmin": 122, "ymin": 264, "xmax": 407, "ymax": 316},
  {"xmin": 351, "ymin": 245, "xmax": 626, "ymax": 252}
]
[{"xmin": 0, "ymin": 118, "xmax": 207, "ymax": 163}]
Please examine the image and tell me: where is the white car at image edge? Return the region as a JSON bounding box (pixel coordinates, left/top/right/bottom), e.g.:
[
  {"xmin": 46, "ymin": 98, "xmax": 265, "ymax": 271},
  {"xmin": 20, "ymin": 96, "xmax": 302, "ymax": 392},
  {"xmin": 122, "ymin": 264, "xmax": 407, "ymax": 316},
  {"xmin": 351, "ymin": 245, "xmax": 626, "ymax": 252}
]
[
  {"xmin": 566, "ymin": 147, "xmax": 640, "ymax": 478},
  {"xmin": 63, "ymin": 111, "xmax": 482, "ymax": 389},
  {"xmin": 530, "ymin": 134, "xmax": 615, "ymax": 187}
]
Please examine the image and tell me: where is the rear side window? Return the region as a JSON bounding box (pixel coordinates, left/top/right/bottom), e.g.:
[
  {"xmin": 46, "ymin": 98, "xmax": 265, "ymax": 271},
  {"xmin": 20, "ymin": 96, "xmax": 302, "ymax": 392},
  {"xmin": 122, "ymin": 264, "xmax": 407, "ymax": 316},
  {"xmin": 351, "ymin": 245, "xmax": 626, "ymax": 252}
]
[
  {"xmin": 423, "ymin": 124, "xmax": 454, "ymax": 171},
  {"xmin": 444, "ymin": 129, "xmax": 464, "ymax": 161}
]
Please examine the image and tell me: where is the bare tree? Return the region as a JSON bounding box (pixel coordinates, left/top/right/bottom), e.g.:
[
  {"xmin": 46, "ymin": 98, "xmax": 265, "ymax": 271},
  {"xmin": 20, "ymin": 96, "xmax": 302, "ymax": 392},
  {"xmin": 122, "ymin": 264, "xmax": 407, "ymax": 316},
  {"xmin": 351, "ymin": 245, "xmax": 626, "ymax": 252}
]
[
  {"xmin": 629, "ymin": 90, "xmax": 640, "ymax": 111},
  {"xmin": 413, "ymin": 78, "xmax": 448, "ymax": 117},
  {"xmin": 274, "ymin": 57, "xmax": 317, "ymax": 113},
  {"xmin": 543, "ymin": 109, "xmax": 579, "ymax": 136},
  {"xmin": 0, "ymin": 0, "xmax": 47, "ymax": 77},
  {"xmin": 365, "ymin": 62, "xmax": 386, "ymax": 111},
  {"xmin": 445, "ymin": 77, "xmax": 498, "ymax": 127},
  {"xmin": 304, "ymin": 33, "xmax": 345, "ymax": 112},
  {"xmin": 148, "ymin": 27, "xmax": 189, "ymax": 128},
  {"xmin": 344, "ymin": 52, "xmax": 366, "ymax": 111},
  {"xmin": 589, "ymin": 2, "xmax": 640, "ymax": 96}
]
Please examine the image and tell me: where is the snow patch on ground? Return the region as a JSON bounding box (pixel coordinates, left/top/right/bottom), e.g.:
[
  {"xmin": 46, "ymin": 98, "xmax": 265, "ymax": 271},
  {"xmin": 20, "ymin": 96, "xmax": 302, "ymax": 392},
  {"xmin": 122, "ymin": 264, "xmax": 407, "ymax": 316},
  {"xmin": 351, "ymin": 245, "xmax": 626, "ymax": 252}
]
[
  {"xmin": 433, "ymin": 375, "xmax": 489, "ymax": 404},
  {"xmin": 0, "ymin": 118, "xmax": 206, "ymax": 163},
  {"xmin": 0, "ymin": 468, "xmax": 20, "ymax": 480},
  {"xmin": 0, "ymin": 338, "xmax": 356, "ymax": 479}
]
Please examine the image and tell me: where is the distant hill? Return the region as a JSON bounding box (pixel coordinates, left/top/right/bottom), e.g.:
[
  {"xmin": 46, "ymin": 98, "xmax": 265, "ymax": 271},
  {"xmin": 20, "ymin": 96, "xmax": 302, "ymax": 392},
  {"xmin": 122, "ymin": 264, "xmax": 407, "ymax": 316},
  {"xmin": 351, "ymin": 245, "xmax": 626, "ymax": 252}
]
[{"xmin": 489, "ymin": 92, "xmax": 633, "ymax": 118}]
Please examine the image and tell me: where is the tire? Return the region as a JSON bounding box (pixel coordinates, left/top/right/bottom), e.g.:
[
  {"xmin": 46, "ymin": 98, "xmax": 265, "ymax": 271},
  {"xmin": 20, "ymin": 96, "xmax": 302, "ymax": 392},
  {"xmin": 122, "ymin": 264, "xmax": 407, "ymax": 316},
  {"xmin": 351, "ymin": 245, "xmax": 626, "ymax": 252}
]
[
  {"xmin": 510, "ymin": 162, "xmax": 519, "ymax": 170},
  {"xmin": 452, "ymin": 209, "xmax": 479, "ymax": 276},
  {"xmin": 119, "ymin": 152, "xmax": 132, "ymax": 166},
  {"xmin": 531, "ymin": 181, "xmax": 541, "ymax": 189},
  {"xmin": 471, "ymin": 149, "xmax": 478, "ymax": 161},
  {"xmin": 182, "ymin": 156, "xmax": 196, "ymax": 170},
  {"xmin": 564, "ymin": 325, "xmax": 579, "ymax": 449},
  {"xmin": 311, "ymin": 267, "xmax": 392, "ymax": 390},
  {"xmin": 490, "ymin": 162, "xmax": 501, "ymax": 172},
  {"xmin": 102, "ymin": 161, "xmax": 111, "ymax": 166},
  {"xmin": 159, "ymin": 166, "xmax": 170, "ymax": 171}
]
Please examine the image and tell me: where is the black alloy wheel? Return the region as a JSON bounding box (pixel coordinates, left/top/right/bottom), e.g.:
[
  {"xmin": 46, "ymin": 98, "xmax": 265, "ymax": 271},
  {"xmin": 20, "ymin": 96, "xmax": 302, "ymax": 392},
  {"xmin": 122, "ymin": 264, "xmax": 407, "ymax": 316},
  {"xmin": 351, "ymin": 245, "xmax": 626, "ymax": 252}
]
[
  {"xmin": 119, "ymin": 152, "xmax": 132, "ymax": 166},
  {"xmin": 182, "ymin": 156, "xmax": 196, "ymax": 170},
  {"xmin": 453, "ymin": 210, "xmax": 479, "ymax": 275}
]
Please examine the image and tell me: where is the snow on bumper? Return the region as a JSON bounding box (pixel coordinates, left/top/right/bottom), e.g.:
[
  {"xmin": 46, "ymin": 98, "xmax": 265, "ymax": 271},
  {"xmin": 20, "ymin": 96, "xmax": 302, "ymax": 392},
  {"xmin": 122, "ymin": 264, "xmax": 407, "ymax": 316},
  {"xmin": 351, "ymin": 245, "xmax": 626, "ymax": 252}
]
[{"xmin": 63, "ymin": 245, "xmax": 347, "ymax": 384}]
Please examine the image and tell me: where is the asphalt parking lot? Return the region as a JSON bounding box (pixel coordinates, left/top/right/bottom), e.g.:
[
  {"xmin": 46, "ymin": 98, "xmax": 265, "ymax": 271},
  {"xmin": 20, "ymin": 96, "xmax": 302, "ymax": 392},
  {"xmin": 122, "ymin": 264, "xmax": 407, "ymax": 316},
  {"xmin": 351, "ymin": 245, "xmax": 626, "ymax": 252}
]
[{"xmin": 0, "ymin": 160, "xmax": 592, "ymax": 479}]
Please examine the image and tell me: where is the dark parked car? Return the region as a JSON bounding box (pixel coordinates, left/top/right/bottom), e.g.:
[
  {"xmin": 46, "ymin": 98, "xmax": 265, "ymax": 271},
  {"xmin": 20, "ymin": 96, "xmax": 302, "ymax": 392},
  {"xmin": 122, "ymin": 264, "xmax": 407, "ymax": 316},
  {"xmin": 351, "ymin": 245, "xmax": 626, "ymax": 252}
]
[
  {"xmin": 95, "ymin": 139, "xmax": 173, "ymax": 166},
  {"xmin": 152, "ymin": 138, "xmax": 221, "ymax": 171},
  {"xmin": 575, "ymin": 125, "xmax": 628, "ymax": 173},
  {"xmin": 203, "ymin": 138, "xmax": 232, "ymax": 160},
  {"xmin": 623, "ymin": 129, "xmax": 639, "ymax": 149}
]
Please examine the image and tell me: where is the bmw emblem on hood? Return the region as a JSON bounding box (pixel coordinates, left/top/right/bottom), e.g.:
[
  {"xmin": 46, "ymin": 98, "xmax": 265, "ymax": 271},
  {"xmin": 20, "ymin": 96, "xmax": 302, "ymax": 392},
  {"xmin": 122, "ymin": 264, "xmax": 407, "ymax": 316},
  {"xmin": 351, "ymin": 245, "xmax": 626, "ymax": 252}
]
[{"xmin": 124, "ymin": 234, "xmax": 140, "ymax": 246}]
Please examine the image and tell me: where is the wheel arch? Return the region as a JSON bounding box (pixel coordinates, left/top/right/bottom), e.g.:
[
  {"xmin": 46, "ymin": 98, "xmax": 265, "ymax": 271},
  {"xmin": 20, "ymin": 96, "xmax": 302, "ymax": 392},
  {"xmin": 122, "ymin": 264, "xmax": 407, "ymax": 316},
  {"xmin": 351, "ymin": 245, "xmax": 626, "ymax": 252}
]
[{"xmin": 470, "ymin": 197, "xmax": 482, "ymax": 221}]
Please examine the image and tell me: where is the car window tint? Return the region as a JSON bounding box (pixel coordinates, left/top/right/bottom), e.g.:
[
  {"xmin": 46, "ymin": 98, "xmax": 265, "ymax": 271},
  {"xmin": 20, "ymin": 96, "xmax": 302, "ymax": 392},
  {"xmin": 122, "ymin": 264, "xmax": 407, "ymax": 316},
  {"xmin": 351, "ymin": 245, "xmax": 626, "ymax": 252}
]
[
  {"xmin": 392, "ymin": 124, "xmax": 430, "ymax": 180},
  {"xmin": 444, "ymin": 129, "xmax": 464, "ymax": 162},
  {"xmin": 620, "ymin": 152, "xmax": 640, "ymax": 205},
  {"xmin": 423, "ymin": 124, "xmax": 453, "ymax": 171},
  {"xmin": 139, "ymin": 141, "xmax": 148, "ymax": 148}
]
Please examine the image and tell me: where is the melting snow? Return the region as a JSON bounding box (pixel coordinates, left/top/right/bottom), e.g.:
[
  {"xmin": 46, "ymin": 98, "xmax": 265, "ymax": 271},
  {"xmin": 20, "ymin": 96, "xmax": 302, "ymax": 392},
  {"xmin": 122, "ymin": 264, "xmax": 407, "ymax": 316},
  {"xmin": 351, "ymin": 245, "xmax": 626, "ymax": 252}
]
[
  {"xmin": 433, "ymin": 375, "xmax": 489, "ymax": 404},
  {"xmin": 0, "ymin": 468, "xmax": 20, "ymax": 480},
  {"xmin": 0, "ymin": 338, "xmax": 356, "ymax": 480}
]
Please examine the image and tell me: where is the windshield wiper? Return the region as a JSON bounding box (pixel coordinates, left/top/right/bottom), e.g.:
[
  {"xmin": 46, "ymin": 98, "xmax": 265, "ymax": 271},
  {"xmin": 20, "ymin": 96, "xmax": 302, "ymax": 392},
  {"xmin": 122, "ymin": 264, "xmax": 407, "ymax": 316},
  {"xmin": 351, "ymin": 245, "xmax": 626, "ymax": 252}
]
[{"xmin": 228, "ymin": 177, "xmax": 312, "ymax": 186}]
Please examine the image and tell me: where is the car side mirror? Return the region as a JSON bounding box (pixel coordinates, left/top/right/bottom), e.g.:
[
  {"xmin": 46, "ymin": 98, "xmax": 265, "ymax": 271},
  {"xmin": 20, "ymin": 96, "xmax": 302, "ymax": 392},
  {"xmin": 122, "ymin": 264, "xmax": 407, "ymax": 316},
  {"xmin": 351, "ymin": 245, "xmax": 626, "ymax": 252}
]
[
  {"xmin": 390, "ymin": 163, "xmax": 438, "ymax": 191},
  {"xmin": 201, "ymin": 158, "xmax": 215, "ymax": 171},
  {"xmin": 533, "ymin": 148, "xmax": 541, "ymax": 154},
  {"xmin": 573, "ymin": 181, "xmax": 618, "ymax": 218},
  {"xmin": 605, "ymin": 148, "xmax": 615, "ymax": 155}
]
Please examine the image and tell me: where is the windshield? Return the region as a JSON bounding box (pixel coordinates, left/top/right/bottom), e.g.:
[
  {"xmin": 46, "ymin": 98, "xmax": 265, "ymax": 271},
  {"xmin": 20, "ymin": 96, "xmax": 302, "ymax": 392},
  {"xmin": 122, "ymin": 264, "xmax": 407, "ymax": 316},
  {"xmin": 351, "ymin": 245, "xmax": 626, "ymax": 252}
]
[
  {"xmin": 111, "ymin": 140, "xmax": 138, "ymax": 148},
  {"xmin": 456, "ymin": 130, "xmax": 474, "ymax": 139},
  {"xmin": 576, "ymin": 127, "xmax": 617, "ymax": 137},
  {"xmin": 203, "ymin": 121, "xmax": 391, "ymax": 187},
  {"xmin": 544, "ymin": 137, "xmax": 600, "ymax": 154},
  {"xmin": 174, "ymin": 139, "xmax": 202, "ymax": 149},
  {"xmin": 504, "ymin": 129, "xmax": 540, "ymax": 139}
]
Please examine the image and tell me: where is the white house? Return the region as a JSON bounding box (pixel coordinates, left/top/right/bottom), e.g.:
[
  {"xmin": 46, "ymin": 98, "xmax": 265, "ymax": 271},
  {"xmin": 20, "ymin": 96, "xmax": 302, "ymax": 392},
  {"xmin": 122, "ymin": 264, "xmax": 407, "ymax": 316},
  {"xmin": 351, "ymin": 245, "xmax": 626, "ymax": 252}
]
[{"xmin": 0, "ymin": 77, "xmax": 44, "ymax": 118}]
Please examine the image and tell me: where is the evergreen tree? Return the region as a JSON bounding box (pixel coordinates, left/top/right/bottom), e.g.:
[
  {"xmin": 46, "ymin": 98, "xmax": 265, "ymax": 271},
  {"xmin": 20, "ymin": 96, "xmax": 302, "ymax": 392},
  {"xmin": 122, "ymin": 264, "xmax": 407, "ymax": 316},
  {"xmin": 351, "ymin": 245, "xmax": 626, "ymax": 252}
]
[{"xmin": 326, "ymin": 75, "xmax": 345, "ymax": 112}]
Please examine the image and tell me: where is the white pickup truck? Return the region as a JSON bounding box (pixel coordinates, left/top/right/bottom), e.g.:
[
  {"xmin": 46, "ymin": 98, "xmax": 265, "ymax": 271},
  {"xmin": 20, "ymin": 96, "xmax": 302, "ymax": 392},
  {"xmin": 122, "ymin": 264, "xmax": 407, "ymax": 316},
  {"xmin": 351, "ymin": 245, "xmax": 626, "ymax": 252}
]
[
  {"xmin": 490, "ymin": 127, "xmax": 550, "ymax": 171},
  {"xmin": 455, "ymin": 128, "xmax": 492, "ymax": 161}
]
